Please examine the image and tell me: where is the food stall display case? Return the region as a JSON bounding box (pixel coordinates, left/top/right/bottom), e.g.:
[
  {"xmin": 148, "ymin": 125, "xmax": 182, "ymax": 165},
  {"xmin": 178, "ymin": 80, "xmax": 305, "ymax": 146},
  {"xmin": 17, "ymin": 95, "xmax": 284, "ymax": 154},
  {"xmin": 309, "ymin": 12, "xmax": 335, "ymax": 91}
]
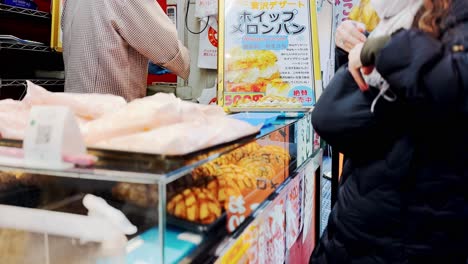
[{"xmin": 0, "ymin": 112, "xmax": 321, "ymax": 264}]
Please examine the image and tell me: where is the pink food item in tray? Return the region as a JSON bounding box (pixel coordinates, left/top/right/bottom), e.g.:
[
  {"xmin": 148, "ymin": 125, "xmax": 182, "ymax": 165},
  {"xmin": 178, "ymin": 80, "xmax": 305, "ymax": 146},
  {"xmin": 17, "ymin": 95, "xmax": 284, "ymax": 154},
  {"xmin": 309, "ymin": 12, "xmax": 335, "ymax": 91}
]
[
  {"xmin": 0, "ymin": 146, "xmax": 98, "ymax": 167},
  {"xmin": 0, "ymin": 99, "xmax": 30, "ymax": 140},
  {"xmin": 84, "ymin": 93, "xmax": 226, "ymax": 144},
  {"xmin": 92, "ymin": 116, "xmax": 259, "ymax": 155},
  {"xmin": 22, "ymin": 81, "xmax": 127, "ymax": 120}
]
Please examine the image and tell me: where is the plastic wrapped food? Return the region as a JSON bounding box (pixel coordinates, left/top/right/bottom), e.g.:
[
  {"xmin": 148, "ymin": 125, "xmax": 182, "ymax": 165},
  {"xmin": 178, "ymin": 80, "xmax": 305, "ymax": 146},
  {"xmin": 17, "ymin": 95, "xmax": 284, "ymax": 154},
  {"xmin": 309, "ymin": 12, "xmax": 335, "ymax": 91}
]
[
  {"xmin": 84, "ymin": 93, "xmax": 226, "ymax": 144},
  {"xmin": 23, "ymin": 81, "xmax": 126, "ymax": 120},
  {"xmin": 0, "ymin": 99, "xmax": 30, "ymax": 140},
  {"xmin": 92, "ymin": 116, "xmax": 259, "ymax": 155}
]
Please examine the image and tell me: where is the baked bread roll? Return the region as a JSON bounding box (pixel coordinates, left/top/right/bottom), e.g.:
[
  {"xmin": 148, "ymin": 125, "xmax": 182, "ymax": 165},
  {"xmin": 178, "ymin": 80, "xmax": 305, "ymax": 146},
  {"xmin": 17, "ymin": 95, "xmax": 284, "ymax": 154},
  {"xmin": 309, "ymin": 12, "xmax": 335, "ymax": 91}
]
[{"xmin": 167, "ymin": 187, "xmax": 221, "ymax": 224}]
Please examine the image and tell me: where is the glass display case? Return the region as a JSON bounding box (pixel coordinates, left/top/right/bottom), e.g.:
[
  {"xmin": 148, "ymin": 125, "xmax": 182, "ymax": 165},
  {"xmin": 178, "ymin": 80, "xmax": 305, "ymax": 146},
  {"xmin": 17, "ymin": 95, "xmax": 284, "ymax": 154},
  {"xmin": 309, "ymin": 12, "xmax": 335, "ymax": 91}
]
[{"xmin": 0, "ymin": 111, "xmax": 322, "ymax": 264}]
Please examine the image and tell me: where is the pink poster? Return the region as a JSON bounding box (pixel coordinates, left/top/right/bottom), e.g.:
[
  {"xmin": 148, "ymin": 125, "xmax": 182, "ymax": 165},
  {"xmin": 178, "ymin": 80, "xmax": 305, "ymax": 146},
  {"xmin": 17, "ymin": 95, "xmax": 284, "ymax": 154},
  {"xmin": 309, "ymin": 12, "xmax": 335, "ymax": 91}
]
[
  {"xmin": 286, "ymin": 175, "xmax": 302, "ymax": 249},
  {"xmin": 258, "ymin": 194, "xmax": 286, "ymax": 264}
]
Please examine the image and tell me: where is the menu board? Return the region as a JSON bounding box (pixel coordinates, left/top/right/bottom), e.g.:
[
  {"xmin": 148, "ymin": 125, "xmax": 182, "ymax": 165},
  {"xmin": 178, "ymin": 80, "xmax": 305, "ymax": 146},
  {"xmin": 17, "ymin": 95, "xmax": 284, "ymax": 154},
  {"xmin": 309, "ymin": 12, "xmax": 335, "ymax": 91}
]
[
  {"xmin": 302, "ymin": 158, "xmax": 316, "ymax": 243},
  {"xmin": 218, "ymin": 0, "xmax": 317, "ymax": 110}
]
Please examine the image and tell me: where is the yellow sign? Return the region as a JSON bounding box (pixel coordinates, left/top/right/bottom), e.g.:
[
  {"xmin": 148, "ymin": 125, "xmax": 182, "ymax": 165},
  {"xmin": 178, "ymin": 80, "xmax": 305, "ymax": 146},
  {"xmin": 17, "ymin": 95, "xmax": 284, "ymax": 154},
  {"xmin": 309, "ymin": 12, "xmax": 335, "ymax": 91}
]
[
  {"xmin": 50, "ymin": 0, "xmax": 63, "ymax": 52},
  {"xmin": 218, "ymin": 0, "xmax": 321, "ymax": 110}
]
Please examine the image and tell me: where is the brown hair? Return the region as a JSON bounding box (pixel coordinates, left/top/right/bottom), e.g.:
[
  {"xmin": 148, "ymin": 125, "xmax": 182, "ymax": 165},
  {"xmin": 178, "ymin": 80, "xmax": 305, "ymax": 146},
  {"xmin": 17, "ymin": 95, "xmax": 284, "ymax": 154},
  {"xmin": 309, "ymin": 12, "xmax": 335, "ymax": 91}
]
[{"xmin": 417, "ymin": 0, "xmax": 452, "ymax": 38}]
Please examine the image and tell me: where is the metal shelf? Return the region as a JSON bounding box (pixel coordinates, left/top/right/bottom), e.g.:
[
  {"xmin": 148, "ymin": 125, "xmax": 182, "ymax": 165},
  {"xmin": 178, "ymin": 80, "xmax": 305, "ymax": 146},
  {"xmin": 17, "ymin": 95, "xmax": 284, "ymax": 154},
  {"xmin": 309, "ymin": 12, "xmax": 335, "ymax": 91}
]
[
  {"xmin": 0, "ymin": 3, "xmax": 50, "ymax": 18},
  {"xmin": 1, "ymin": 79, "xmax": 65, "ymax": 87},
  {"xmin": 0, "ymin": 41, "xmax": 52, "ymax": 52}
]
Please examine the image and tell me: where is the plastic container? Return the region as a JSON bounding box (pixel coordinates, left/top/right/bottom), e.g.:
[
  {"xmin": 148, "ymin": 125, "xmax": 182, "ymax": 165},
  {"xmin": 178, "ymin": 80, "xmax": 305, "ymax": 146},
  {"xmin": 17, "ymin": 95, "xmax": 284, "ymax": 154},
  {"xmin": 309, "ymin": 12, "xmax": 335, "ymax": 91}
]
[{"xmin": 0, "ymin": 194, "xmax": 133, "ymax": 264}]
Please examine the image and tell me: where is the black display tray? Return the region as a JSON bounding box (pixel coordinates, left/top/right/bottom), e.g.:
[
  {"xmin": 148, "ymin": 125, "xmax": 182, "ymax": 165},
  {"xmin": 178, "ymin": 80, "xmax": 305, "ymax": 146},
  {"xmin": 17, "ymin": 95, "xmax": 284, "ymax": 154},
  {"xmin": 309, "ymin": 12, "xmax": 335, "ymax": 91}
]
[
  {"xmin": 0, "ymin": 132, "xmax": 259, "ymax": 175},
  {"xmin": 0, "ymin": 185, "xmax": 41, "ymax": 207},
  {"xmin": 167, "ymin": 213, "xmax": 226, "ymax": 235}
]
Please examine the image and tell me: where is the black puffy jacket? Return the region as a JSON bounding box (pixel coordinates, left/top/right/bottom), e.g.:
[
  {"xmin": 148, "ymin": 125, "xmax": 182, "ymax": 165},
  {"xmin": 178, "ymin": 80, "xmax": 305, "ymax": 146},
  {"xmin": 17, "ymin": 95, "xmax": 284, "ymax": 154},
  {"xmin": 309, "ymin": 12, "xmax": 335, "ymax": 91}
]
[{"xmin": 311, "ymin": 1, "xmax": 468, "ymax": 263}]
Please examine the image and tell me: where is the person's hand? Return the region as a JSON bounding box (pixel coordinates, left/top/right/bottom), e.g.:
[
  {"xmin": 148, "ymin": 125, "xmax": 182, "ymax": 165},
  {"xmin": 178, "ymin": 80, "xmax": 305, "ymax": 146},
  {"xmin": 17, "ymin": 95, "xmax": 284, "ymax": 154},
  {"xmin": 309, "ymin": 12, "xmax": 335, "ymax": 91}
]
[
  {"xmin": 348, "ymin": 43, "xmax": 374, "ymax": 91},
  {"xmin": 335, "ymin": 20, "xmax": 367, "ymax": 52}
]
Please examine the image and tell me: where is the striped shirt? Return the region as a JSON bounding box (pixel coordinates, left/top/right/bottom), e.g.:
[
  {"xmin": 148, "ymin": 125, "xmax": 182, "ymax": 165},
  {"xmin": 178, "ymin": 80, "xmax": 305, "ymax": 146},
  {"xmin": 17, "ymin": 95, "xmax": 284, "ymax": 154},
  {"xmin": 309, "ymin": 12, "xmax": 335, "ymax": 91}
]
[{"xmin": 62, "ymin": 0, "xmax": 190, "ymax": 101}]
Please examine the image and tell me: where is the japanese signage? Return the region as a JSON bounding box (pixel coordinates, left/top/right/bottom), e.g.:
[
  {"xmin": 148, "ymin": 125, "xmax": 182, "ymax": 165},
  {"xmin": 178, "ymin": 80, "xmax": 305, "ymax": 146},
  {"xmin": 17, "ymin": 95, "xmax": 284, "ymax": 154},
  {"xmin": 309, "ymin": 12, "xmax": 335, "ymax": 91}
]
[
  {"xmin": 218, "ymin": 0, "xmax": 316, "ymax": 110},
  {"xmin": 257, "ymin": 194, "xmax": 286, "ymax": 264},
  {"xmin": 329, "ymin": 0, "xmax": 360, "ymax": 72},
  {"xmin": 226, "ymin": 129, "xmax": 290, "ymax": 232},
  {"xmin": 302, "ymin": 158, "xmax": 316, "ymax": 243},
  {"xmin": 286, "ymin": 175, "xmax": 301, "ymax": 249},
  {"xmin": 333, "ymin": 0, "xmax": 360, "ymax": 28},
  {"xmin": 296, "ymin": 112, "xmax": 313, "ymax": 167},
  {"xmin": 198, "ymin": 19, "xmax": 218, "ymax": 69},
  {"xmin": 216, "ymin": 229, "xmax": 251, "ymax": 264}
]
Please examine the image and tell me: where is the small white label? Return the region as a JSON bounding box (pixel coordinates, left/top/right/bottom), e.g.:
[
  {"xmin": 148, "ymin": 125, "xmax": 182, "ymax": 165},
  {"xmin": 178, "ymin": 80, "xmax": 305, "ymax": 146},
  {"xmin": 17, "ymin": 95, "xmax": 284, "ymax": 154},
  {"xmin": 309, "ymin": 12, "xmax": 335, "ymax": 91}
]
[{"xmin": 23, "ymin": 106, "xmax": 85, "ymax": 170}]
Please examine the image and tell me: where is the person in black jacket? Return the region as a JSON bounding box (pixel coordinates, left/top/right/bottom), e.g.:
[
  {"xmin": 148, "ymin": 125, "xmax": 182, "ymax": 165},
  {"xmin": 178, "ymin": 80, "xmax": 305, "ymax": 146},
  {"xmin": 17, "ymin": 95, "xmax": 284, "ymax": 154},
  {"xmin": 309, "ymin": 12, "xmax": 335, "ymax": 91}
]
[{"xmin": 311, "ymin": 0, "xmax": 468, "ymax": 263}]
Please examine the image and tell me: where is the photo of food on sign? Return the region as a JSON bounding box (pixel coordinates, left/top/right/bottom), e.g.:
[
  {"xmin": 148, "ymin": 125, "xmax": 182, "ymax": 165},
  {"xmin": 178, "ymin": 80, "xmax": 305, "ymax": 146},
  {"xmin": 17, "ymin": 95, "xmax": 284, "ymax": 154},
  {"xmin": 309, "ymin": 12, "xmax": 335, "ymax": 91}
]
[{"xmin": 222, "ymin": 0, "xmax": 315, "ymax": 108}]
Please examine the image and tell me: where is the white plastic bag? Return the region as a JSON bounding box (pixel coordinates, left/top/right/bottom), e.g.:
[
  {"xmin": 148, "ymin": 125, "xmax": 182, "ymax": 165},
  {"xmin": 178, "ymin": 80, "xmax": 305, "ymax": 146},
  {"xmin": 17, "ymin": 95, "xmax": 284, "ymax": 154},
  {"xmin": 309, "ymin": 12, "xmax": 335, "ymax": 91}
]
[
  {"xmin": 23, "ymin": 81, "xmax": 126, "ymax": 120},
  {"xmin": 93, "ymin": 116, "xmax": 259, "ymax": 155},
  {"xmin": 195, "ymin": 0, "xmax": 218, "ymax": 18},
  {"xmin": 198, "ymin": 17, "xmax": 218, "ymax": 69},
  {"xmin": 84, "ymin": 93, "xmax": 226, "ymax": 144}
]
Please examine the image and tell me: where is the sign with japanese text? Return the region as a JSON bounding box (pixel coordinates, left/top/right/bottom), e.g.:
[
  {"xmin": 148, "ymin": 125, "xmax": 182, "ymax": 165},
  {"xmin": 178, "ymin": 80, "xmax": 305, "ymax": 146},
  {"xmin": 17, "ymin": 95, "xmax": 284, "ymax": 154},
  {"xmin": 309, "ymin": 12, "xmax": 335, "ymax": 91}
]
[
  {"xmin": 296, "ymin": 111, "xmax": 313, "ymax": 168},
  {"xmin": 257, "ymin": 194, "xmax": 286, "ymax": 263},
  {"xmin": 286, "ymin": 175, "xmax": 301, "ymax": 249},
  {"xmin": 198, "ymin": 18, "xmax": 218, "ymax": 69},
  {"xmin": 302, "ymin": 158, "xmax": 316, "ymax": 243},
  {"xmin": 334, "ymin": 0, "xmax": 360, "ymax": 27},
  {"xmin": 216, "ymin": 230, "xmax": 251, "ymax": 264},
  {"xmin": 226, "ymin": 129, "xmax": 290, "ymax": 233},
  {"xmin": 329, "ymin": 0, "xmax": 360, "ymax": 73},
  {"xmin": 218, "ymin": 0, "xmax": 316, "ymax": 110}
]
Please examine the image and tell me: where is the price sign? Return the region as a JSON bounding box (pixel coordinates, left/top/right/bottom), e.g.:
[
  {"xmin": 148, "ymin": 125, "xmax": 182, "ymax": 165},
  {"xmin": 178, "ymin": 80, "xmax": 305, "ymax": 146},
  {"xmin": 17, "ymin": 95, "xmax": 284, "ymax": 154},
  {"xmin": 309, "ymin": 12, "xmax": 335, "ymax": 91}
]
[
  {"xmin": 224, "ymin": 93, "xmax": 265, "ymax": 106},
  {"xmin": 23, "ymin": 106, "xmax": 85, "ymax": 170}
]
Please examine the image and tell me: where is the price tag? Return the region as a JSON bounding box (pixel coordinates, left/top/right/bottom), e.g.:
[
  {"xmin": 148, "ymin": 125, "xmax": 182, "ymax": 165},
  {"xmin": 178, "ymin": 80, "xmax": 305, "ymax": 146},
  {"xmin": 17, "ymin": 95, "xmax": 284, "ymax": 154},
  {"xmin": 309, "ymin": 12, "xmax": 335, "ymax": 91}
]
[
  {"xmin": 23, "ymin": 106, "xmax": 85, "ymax": 170},
  {"xmin": 224, "ymin": 93, "xmax": 264, "ymax": 106}
]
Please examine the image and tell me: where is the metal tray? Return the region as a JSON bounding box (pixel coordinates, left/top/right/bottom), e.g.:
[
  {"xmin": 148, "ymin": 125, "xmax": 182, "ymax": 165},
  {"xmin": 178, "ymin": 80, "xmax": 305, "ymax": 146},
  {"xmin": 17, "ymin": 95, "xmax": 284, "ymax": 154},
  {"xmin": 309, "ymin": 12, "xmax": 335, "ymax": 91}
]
[
  {"xmin": 167, "ymin": 213, "xmax": 226, "ymax": 234},
  {"xmin": 0, "ymin": 132, "xmax": 258, "ymax": 175}
]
